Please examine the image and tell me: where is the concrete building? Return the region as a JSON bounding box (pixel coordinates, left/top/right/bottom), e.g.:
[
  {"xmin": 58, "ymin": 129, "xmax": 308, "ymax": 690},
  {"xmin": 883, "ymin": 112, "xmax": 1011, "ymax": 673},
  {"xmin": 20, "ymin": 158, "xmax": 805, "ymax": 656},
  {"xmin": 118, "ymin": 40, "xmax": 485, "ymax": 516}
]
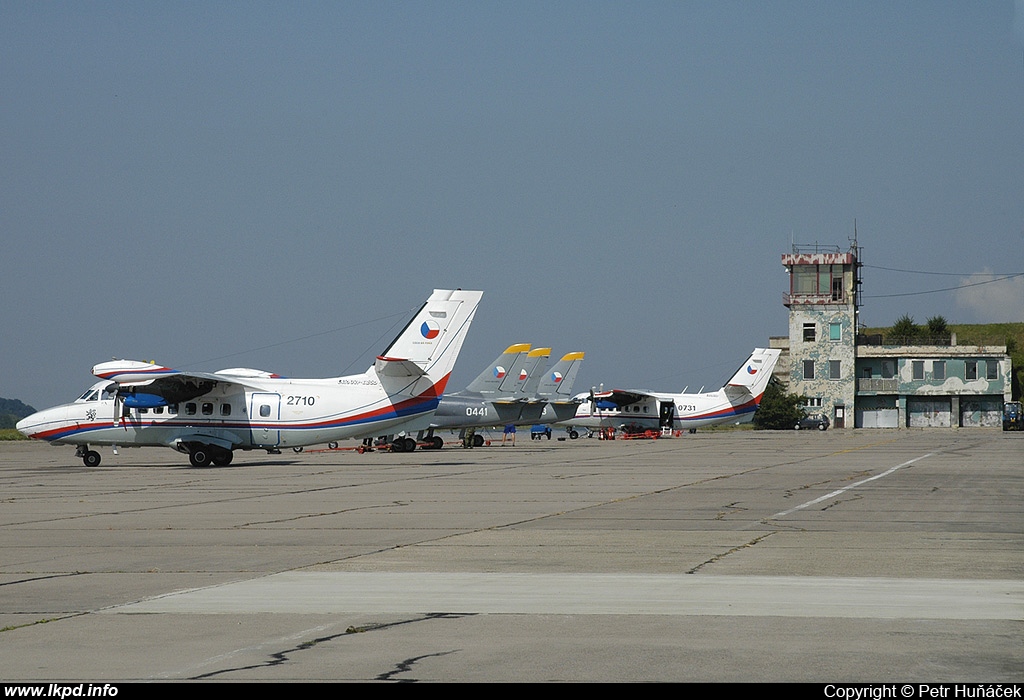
[{"xmin": 778, "ymin": 243, "xmax": 1011, "ymax": 429}]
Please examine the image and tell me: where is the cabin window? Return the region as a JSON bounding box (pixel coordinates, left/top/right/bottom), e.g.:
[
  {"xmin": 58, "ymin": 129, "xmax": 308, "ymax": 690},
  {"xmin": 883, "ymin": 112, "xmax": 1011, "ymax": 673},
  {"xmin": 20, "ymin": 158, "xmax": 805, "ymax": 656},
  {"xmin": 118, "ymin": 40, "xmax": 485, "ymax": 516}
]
[
  {"xmin": 966, "ymin": 361, "xmax": 977, "ymax": 381},
  {"xmin": 202, "ymin": 403, "xmax": 214, "ymax": 415},
  {"xmin": 933, "ymin": 361, "xmax": 945, "ymax": 381},
  {"xmin": 168, "ymin": 404, "xmax": 178, "ymax": 415},
  {"xmin": 185, "ymin": 403, "xmax": 197, "ymax": 415},
  {"xmin": 221, "ymin": 404, "xmax": 232, "ymax": 416},
  {"xmin": 260, "ymin": 404, "xmax": 272, "ymax": 418},
  {"xmin": 153, "ymin": 406, "xmax": 163, "ymax": 414}
]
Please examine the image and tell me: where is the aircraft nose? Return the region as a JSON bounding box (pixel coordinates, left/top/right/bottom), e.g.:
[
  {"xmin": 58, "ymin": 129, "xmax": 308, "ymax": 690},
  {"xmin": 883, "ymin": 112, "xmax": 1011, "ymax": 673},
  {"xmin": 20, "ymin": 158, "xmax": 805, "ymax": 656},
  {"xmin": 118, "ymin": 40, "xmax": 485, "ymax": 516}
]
[{"xmin": 15, "ymin": 413, "xmax": 37, "ymax": 438}]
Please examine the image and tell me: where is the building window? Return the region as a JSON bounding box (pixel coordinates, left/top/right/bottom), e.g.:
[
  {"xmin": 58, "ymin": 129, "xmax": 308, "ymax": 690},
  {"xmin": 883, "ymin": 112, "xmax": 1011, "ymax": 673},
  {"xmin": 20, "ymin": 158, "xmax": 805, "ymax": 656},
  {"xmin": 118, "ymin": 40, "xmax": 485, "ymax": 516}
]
[
  {"xmin": 829, "ymin": 322, "xmax": 841, "ymax": 341},
  {"xmin": 966, "ymin": 361, "xmax": 977, "ymax": 381},
  {"xmin": 933, "ymin": 361, "xmax": 945, "ymax": 381},
  {"xmin": 803, "ymin": 323, "xmax": 816, "ymax": 342},
  {"xmin": 829, "ymin": 360, "xmax": 841, "ymax": 380},
  {"xmin": 987, "ymin": 361, "xmax": 998, "ymax": 380},
  {"xmin": 804, "ymin": 397, "xmax": 822, "ymax": 408},
  {"xmin": 803, "ymin": 360, "xmax": 815, "ymax": 379},
  {"xmin": 912, "ymin": 361, "xmax": 924, "ymax": 381},
  {"xmin": 881, "ymin": 361, "xmax": 895, "ymax": 379}
]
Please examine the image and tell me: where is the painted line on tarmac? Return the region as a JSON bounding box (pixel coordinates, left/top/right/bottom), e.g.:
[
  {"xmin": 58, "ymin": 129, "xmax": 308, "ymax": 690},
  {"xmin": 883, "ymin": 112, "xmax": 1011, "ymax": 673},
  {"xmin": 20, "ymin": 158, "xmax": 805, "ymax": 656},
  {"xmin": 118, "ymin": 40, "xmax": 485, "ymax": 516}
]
[{"xmin": 769, "ymin": 452, "xmax": 935, "ymax": 519}]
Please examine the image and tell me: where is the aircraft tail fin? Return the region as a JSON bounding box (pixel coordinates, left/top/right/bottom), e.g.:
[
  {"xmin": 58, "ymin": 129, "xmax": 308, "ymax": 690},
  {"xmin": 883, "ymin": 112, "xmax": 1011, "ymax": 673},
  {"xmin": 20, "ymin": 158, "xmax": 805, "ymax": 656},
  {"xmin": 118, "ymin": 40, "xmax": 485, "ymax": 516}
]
[
  {"xmin": 536, "ymin": 352, "xmax": 585, "ymax": 398},
  {"xmin": 512, "ymin": 347, "xmax": 551, "ymax": 396},
  {"xmin": 464, "ymin": 343, "xmax": 531, "ymax": 393},
  {"xmin": 724, "ymin": 348, "xmax": 781, "ymax": 400},
  {"xmin": 375, "ymin": 289, "xmax": 484, "ymax": 396}
]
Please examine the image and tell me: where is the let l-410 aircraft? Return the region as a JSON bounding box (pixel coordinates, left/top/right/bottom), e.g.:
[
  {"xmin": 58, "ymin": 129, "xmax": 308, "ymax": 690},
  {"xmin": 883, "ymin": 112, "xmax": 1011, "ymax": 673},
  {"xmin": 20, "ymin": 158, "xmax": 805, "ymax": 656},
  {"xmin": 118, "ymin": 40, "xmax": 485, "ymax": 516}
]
[
  {"xmin": 16, "ymin": 289, "xmax": 483, "ymax": 467},
  {"xmin": 414, "ymin": 344, "xmax": 585, "ymax": 447},
  {"xmin": 559, "ymin": 347, "xmax": 782, "ymax": 436}
]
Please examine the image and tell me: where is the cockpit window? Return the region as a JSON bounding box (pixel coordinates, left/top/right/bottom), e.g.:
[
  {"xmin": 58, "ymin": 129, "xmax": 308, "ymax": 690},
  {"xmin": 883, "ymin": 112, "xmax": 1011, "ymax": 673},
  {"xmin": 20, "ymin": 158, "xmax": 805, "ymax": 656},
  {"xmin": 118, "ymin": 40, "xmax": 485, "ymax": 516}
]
[{"xmin": 77, "ymin": 389, "xmax": 99, "ymax": 402}]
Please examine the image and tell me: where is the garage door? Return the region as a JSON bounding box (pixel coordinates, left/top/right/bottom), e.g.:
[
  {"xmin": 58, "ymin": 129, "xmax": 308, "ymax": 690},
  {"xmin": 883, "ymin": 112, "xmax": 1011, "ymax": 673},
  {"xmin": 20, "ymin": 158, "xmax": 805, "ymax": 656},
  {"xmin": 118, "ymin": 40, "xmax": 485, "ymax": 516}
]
[
  {"xmin": 960, "ymin": 397, "xmax": 1003, "ymax": 427},
  {"xmin": 907, "ymin": 397, "xmax": 951, "ymax": 428},
  {"xmin": 855, "ymin": 408, "xmax": 899, "ymax": 428}
]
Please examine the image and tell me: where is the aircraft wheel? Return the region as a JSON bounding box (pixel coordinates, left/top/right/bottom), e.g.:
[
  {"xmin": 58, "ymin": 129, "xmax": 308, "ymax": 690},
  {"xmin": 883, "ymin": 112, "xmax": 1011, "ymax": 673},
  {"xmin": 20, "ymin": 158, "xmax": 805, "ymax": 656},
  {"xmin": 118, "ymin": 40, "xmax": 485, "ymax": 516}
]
[
  {"xmin": 189, "ymin": 448, "xmax": 213, "ymax": 468},
  {"xmin": 212, "ymin": 449, "xmax": 234, "ymax": 466},
  {"xmin": 293, "ymin": 446, "xmax": 304, "ymax": 453},
  {"xmin": 431, "ymin": 436, "xmax": 444, "ymax": 450},
  {"xmin": 568, "ymin": 430, "xmax": 579, "ymax": 440},
  {"xmin": 390, "ymin": 439, "xmax": 406, "ymax": 453},
  {"xmin": 404, "ymin": 437, "xmax": 416, "ymax": 452},
  {"xmin": 473, "ymin": 433, "xmax": 485, "ymax": 447},
  {"xmin": 83, "ymin": 450, "xmax": 101, "ymax": 467},
  {"xmin": 328, "ymin": 441, "xmax": 339, "ymax": 450}
]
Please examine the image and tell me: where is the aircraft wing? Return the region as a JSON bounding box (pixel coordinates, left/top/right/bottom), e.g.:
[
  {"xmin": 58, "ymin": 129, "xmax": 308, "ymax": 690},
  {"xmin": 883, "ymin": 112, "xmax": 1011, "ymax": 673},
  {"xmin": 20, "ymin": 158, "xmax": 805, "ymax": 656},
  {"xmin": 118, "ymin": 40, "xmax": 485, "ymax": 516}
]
[
  {"xmin": 92, "ymin": 360, "xmax": 272, "ymax": 405},
  {"xmin": 591, "ymin": 389, "xmax": 653, "ymax": 408}
]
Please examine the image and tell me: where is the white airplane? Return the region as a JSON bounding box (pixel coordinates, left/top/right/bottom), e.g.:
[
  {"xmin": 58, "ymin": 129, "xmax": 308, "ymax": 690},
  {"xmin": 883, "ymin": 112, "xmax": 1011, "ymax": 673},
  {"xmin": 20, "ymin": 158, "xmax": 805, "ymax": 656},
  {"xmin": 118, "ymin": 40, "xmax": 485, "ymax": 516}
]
[
  {"xmin": 560, "ymin": 348, "xmax": 782, "ymax": 436},
  {"xmin": 16, "ymin": 289, "xmax": 484, "ymax": 466}
]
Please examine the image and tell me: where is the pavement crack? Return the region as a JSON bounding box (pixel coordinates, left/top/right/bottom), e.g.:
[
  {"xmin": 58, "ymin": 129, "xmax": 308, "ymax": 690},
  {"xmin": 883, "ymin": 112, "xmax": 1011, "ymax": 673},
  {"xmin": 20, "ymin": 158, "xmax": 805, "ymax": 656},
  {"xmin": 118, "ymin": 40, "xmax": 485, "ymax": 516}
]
[
  {"xmin": 687, "ymin": 532, "xmax": 776, "ymax": 574},
  {"xmin": 187, "ymin": 612, "xmax": 475, "ymax": 681}
]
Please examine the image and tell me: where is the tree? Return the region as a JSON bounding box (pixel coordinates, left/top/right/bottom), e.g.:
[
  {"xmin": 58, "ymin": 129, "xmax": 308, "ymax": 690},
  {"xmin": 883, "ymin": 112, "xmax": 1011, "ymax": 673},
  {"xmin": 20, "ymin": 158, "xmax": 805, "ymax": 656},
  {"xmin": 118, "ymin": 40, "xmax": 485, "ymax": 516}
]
[
  {"xmin": 926, "ymin": 316, "xmax": 950, "ymax": 344},
  {"xmin": 753, "ymin": 377, "xmax": 805, "ymax": 430},
  {"xmin": 890, "ymin": 314, "xmax": 919, "ymax": 342}
]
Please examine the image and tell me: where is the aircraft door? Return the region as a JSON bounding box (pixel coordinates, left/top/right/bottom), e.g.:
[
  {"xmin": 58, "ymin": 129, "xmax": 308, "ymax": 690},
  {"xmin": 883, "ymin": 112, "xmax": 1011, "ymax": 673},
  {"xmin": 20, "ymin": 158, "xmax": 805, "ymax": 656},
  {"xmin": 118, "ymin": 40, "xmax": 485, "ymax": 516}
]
[
  {"xmin": 250, "ymin": 393, "xmax": 281, "ymax": 447},
  {"xmin": 659, "ymin": 401, "xmax": 675, "ymax": 430}
]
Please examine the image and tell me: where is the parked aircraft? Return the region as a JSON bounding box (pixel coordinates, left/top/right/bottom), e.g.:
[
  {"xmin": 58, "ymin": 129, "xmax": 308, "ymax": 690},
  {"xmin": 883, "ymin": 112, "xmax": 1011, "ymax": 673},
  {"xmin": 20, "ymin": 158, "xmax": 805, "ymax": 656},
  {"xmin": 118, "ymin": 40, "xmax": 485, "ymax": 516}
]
[
  {"xmin": 16, "ymin": 289, "xmax": 484, "ymax": 466},
  {"xmin": 415, "ymin": 344, "xmax": 585, "ymax": 448},
  {"xmin": 560, "ymin": 348, "xmax": 781, "ymax": 436}
]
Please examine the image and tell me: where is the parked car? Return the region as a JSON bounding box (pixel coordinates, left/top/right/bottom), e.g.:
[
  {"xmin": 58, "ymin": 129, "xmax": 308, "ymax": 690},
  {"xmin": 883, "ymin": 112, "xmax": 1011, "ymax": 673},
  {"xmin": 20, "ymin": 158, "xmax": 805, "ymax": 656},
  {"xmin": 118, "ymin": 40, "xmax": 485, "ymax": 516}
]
[{"xmin": 795, "ymin": 413, "xmax": 830, "ymax": 431}]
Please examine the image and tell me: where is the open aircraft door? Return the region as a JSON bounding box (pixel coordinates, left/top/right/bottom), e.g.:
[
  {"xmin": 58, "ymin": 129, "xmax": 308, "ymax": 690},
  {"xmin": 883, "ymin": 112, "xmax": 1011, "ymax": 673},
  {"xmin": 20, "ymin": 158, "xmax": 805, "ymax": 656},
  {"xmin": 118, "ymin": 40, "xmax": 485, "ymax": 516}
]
[
  {"xmin": 250, "ymin": 392, "xmax": 281, "ymax": 447},
  {"xmin": 659, "ymin": 401, "xmax": 675, "ymax": 430}
]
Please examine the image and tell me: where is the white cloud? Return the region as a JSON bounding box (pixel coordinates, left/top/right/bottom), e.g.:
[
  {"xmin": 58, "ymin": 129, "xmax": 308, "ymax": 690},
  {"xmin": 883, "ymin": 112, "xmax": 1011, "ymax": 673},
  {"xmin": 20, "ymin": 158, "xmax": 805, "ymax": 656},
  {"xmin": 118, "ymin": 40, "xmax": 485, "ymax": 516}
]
[{"xmin": 954, "ymin": 270, "xmax": 1024, "ymax": 322}]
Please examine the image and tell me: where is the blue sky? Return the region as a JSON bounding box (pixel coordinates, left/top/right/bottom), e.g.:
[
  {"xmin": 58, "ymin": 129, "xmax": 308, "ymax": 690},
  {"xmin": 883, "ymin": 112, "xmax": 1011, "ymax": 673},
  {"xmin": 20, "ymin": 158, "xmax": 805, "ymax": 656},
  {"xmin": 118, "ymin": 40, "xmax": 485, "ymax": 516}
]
[{"xmin": 2, "ymin": 1, "xmax": 1022, "ymax": 410}]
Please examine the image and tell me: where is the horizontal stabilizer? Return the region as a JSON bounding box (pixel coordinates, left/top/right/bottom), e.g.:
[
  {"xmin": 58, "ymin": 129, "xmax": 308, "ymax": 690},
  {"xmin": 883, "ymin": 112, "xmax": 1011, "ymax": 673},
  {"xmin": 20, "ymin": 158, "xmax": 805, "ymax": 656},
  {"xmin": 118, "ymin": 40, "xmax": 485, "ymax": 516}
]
[{"xmin": 375, "ymin": 356, "xmax": 429, "ymax": 379}]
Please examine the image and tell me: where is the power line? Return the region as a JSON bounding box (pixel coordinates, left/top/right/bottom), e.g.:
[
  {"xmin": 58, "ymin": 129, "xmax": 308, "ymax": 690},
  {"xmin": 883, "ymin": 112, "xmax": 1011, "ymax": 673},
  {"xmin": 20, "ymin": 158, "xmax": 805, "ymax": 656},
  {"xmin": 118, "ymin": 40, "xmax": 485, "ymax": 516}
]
[
  {"xmin": 863, "ymin": 264, "xmax": 1021, "ymax": 276},
  {"xmin": 863, "ymin": 271, "xmax": 1024, "ymax": 299}
]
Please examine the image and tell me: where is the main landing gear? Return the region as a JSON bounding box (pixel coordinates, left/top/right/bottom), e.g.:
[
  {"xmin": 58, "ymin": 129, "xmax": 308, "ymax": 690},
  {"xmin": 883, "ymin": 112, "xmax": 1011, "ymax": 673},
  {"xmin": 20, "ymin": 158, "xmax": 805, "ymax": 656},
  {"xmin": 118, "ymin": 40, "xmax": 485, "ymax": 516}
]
[
  {"xmin": 185, "ymin": 444, "xmax": 234, "ymax": 468},
  {"xmin": 75, "ymin": 445, "xmax": 102, "ymax": 467}
]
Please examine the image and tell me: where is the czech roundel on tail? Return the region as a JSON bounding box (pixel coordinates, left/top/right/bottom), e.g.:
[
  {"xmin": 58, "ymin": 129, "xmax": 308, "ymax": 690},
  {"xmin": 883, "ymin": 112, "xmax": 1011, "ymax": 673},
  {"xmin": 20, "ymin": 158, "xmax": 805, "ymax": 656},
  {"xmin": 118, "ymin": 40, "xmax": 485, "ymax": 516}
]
[
  {"xmin": 16, "ymin": 289, "xmax": 483, "ymax": 467},
  {"xmin": 560, "ymin": 347, "xmax": 782, "ymax": 435}
]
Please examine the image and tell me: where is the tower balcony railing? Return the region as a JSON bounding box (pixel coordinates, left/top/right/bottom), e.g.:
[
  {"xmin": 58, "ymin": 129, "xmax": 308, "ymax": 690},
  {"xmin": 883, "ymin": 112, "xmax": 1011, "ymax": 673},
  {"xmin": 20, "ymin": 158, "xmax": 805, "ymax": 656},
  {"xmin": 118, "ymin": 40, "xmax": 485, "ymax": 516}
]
[{"xmin": 783, "ymin": 292, "xmax": 847, "ymax": 306}]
